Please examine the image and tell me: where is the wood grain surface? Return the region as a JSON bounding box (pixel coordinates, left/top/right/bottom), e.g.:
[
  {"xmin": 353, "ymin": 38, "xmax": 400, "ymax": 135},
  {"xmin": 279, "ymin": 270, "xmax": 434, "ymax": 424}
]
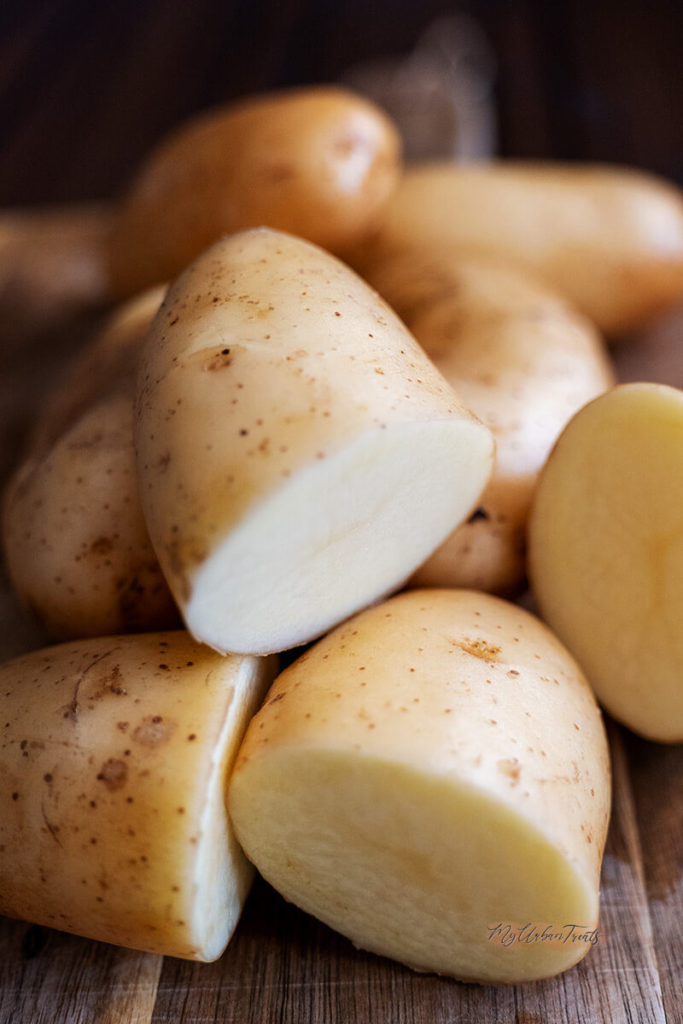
[{"xmin": 0, "ymin": 3, "xmax": 682, "ymax": 1021}]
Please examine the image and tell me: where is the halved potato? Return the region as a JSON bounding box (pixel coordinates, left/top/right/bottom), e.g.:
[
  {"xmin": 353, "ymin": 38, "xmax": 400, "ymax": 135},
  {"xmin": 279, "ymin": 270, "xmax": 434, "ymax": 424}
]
[
  {"xmin": 229, "ymin": 588, "xmax": 611, "ymax": 983},
  {"xmin": 135, "ymin": 229, "xmax": 494, "ymax": 655},
  {"xmin": 0, "ymin": 632, "xmax": 276, "ymax": 959},
  {"xmin": 528, "ymin": 382, "xmax": 683, "ymax": 742}
]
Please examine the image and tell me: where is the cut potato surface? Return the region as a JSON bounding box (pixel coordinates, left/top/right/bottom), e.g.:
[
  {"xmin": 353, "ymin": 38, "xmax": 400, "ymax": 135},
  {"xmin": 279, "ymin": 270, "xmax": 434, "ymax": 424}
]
[
  {"xmin": 136, "ymin": 229, "xmax": 494, "ymax": 655},
  {"xmin": 528, "ymin": 382, "xmax": 683, "ymax": 742},
  {"xmin": 229, "ymin": 589, "xmax": 611, "ymax": 983},
  {"xmin": 0, "ymin": 632, "xmax": 276, "ymax": 959},
  {"xmin": 365, "ymin": 250, "xmax": 614, "ymax": 593},
  {"xmin": 350, "ymin": 162, "xmax": 683, "ymax": 336}
]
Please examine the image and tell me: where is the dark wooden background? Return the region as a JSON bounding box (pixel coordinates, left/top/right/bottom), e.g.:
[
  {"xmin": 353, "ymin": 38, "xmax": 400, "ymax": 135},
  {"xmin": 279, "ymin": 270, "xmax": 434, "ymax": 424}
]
[
  {"xmin": 1, "ymin": 0, "xmax": 683, "ymax": 207},
  {"xmin": 0, "ymin": 3, "xmax": 681, "ymax": 1023}
]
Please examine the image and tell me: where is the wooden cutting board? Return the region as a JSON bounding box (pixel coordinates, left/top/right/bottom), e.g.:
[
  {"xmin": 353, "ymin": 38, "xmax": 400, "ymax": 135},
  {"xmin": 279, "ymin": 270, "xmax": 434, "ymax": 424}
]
[{"xmin": 0, "ymin": 298, "xmax": 681, "ymax": 1024}]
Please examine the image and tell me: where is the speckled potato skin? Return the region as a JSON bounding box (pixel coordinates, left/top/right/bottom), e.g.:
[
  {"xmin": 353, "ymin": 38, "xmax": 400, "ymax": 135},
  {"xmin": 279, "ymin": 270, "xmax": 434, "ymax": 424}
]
[
  {"xmin": 0, "ymin": 633, "xmax": 275, "ymax": 959},
  {"xmin": 350, "ymin": 162, "xmax": 683, "ymax": 337},
  {"xmin": 365, "ymin": 251, "xmax": 614, "ymax": 593},
  {"xmin": 3, "ymin": 388, "xmax": 178, "ymax": 639},
  {"xmin": 135, "ymin": 228, "xmax": 489, "ymax": 642},
  {"xmin": 108, "ymin": 86, "xmax": 401, "ymax": 297},
  {"xmin": 28, "ymin": 285, "xmax": 165, "ymax": 458},
  {"xmin": 229, "ymin": 589, "xmax": 611, "ymax": 982}
]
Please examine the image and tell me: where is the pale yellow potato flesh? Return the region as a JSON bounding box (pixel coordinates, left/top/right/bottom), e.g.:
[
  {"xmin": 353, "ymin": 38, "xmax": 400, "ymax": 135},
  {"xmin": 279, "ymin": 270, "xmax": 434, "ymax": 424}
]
[
  {"xmin": 229, "ymin": 589, "xmax": 611, "ymax": 983},
  {"xmin": 136, "ymin": 229, "xmax": 494, "ymax": 655},
  {"xmin": 528, "ymin": 382, "xmax": 683, "ymax": 742},
  {"xmin": 3, "ymin": 390, "xmax": 178, "ymax": 640},
  {"xmin": 365, "ymin": 251, "xmax": 614, "ymax": 593},
  {"xmin": 349, "ymin": 162, "xmax": 683, "ymax": 337},
  {"xmin": 0, "ymin": 632, "xmax": 276, "ymax": 960},
  {"xmin": 108, "ymin": 86, "xmax": 401, "ymax": 297}
]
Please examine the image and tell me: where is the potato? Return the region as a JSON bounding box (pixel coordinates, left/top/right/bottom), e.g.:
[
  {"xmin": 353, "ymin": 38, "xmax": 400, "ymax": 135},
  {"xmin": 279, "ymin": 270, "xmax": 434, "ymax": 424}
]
[
  {"xmin": 364, "ymin": 250, "xmax": 614, "ymax": 593},
  {"xmin": 349, "ymin": 162, "xmax": 683, "ymax": 336},
  {"xmin": 0, "ymin": 203, "xmax": 112, "ymax": 347},
  {"xmin": 228, "ymin": 588, "xmax": 611, "ymax": 983},
  {"xmin": 528, "ymin": 382, "xmax": 683, "ymax": 742},
  {"xmin": 27, "ymin": 284, "xmax": 165, "ymax": 457},
  {"xmin": 135, "ymin": 228, "xmax": 494, "ymax": 655},
  {"xmin": 0, "ymin": 632, "xmax": 276, "ymax": 959},
  {"xmin": 3, "ymin": 388, "xmax": 178, "ymax": 639},
  {"xmin": 107, "ymin": 86, "xmax": 401, "ymax": 297}
]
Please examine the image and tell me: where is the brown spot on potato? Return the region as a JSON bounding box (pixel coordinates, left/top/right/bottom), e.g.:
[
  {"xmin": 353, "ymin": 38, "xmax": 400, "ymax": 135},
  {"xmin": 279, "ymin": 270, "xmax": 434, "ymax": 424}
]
[
  {"xmin": 96, "ymin": 758, "xmax": 129, "ymax": 791},
  {"xmin": 90, "ymin": 536, "xmax": 114, "ymax": 556},
  {"xmin": 204, "ymin": 349, "xmax": 232, "ymax": 371},
  {"xmin": 453, "ymin": 637, "xmax": 501, "ymax": 661},
  {"xmin": 497, "ymin": 758, "xmax": 521, "ymax": 783},
  {"xmin": 133, "ymin": 715, "xmax": 175, "ymax": 747}
]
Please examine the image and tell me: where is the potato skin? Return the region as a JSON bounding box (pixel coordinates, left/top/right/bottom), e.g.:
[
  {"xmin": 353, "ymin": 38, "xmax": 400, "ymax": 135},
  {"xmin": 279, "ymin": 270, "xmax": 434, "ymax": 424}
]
[
  {"xmin": 350, "ymin": 162, "xmax": 683, "ymax": 337},
  {"xmin": 365, "ymin": 250, "xmax": 614, "ymax": 593},
  {"xmin": 0, "ymin": 633, "xmax": 275, "ymax": 959},
  {"xmin": 3, "ymin": 389, "xmax": 178, "ymax": 640},
  {"xmin": 108, "ymin": 86, "xmax": 401, "ymax": 297}
]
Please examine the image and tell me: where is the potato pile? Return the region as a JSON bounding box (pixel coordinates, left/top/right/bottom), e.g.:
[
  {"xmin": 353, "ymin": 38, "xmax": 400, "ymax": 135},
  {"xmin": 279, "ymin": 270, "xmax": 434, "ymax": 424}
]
[{"xmin": 1, "ymin": 83, "xmax": 682, "ymax": 981}]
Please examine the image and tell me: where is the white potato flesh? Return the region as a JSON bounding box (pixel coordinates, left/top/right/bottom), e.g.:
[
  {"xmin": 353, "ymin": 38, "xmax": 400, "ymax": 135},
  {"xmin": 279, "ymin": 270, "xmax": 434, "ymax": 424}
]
[
  {"xmin": 528, "ymin": 382, "xmax": 683, "ymax": 742},
  {"xmin": 365, "ymin": 251, "xmax": 614, "ymax": 593},
  {"xmin": 136, "ymin": 229, "xmax": 494, "ymax": 655},
  {"xmin": 0, "ymin": 632, "xmax": 276, "ymax": 959},
  {"xmin": 229, "ymin": 589, "xmax": 611, "ymax": 983}
]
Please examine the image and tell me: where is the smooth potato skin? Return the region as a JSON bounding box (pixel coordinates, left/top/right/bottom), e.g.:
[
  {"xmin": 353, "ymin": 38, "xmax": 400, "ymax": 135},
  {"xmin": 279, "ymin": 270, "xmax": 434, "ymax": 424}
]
[
  {"xmin": 350, "ymin": 162, "xmax": 683, "ymax": 337},
  {"xmin": 3, "ymin": 389, "xmax": 178, "ymax": 639},
  {"xmin": 108, "ymin": 86, "xmax": 401, "ymax": 297},
  {"xmin": 365, "ymin": 250, "xmax": 614, "ymax": 593}
]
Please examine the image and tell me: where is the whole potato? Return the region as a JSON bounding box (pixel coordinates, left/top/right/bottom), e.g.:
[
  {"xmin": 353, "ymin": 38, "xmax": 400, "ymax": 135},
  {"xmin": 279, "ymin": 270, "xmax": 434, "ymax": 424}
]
[
  {"xmin": 3, "ymin": 388, "xmax": 178, "ymax": 639},
  {"xmin": 108, "ymin": 86, "xmax": 401, "ymax": 297},
  {"xmin": 350, "ymin": 162, "xmax": 683, "ymax": 337},
  {"xmin": 365, "ymin": 249, "xmax": 614, "ymax": 593}
]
